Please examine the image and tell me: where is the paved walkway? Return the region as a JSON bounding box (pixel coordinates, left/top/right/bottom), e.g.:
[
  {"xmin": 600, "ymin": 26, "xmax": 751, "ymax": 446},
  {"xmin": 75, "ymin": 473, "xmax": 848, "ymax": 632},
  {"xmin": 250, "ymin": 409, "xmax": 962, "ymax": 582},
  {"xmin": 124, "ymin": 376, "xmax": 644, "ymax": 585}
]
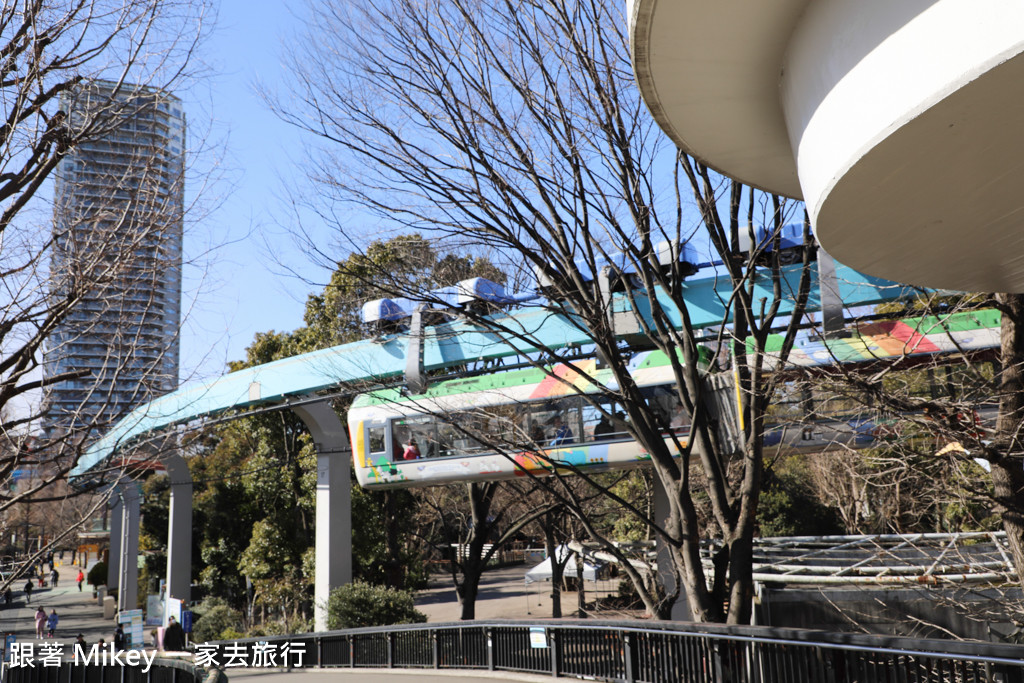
[
  {"xmin": 415, "ymin": 565, "xmax": 622, "ymax": 621},
  {"xmin": 0, "ymin": 576, "xmax": 116, "ymax": 647},
  {"xmin": 0, "ymin": 565, "xmax": 619, "ymax": 682}
]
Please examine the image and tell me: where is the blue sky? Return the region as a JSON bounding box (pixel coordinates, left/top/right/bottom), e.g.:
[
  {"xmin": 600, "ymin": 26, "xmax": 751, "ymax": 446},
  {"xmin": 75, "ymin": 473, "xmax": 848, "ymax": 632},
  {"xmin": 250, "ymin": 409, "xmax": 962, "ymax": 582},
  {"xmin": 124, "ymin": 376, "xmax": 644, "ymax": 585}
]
[
  {"xmin": 172, "ymin": 2, "xmax": 802, "ymax": 387},
  {"xmin": 178, "ymin": 1, "xmax": 331, "ymax": 383}
]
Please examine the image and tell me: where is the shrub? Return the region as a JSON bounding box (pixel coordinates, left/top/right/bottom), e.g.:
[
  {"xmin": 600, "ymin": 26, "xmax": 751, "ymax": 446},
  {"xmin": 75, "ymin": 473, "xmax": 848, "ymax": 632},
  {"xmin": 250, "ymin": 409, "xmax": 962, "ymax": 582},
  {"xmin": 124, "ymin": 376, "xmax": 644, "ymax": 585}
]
[
  {"xmin": 326, "ymin": 581, "xmax": 426, "ymax": 629},
  {"xmin": 87, "ymin": 562, "xmax": 107, "ymax": 587},
  {"xmin": 192, "ymin": 598, "xmax": 244, "ymax": 643}
]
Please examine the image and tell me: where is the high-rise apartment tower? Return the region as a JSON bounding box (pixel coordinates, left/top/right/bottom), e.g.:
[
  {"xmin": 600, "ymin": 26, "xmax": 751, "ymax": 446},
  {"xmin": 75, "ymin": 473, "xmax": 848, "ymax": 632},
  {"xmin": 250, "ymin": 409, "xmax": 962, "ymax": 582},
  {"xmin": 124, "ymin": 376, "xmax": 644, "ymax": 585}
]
[{"xmin": 43, "ymin": 82, "xmax": 185, "ymax": 441}]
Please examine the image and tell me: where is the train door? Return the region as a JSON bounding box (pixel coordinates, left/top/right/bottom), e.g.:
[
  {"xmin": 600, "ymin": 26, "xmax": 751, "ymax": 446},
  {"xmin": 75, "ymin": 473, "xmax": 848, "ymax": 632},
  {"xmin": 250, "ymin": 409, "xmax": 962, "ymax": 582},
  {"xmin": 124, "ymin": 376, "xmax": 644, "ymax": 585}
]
[{"xmin": 364, "ymin": 421, "xmax": 392, "ymax": 462}]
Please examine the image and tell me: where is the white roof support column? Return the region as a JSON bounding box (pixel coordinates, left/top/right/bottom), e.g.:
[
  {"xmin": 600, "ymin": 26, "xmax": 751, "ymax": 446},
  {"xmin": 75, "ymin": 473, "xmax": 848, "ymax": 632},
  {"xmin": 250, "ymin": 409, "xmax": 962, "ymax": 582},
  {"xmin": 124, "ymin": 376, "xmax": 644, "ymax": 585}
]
[
  {"xmin": 164, "ymin": 453, "xmax": 192, "ymax": 609},
  {"xmin": 116, "ymin": 482, "xmax": 141, "ymax": 613},
  {"xmin": 291, "ymin": 401, "xmax": 352, "ymax": 632},
  {"xmin": 107, "ymin": 496, "xmax": 122, "ymax": 590}
]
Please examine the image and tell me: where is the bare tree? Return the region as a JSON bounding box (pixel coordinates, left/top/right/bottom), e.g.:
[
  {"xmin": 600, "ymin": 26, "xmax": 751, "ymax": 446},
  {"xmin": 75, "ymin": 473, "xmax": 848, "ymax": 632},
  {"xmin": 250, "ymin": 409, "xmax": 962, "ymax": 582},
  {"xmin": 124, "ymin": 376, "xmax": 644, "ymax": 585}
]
[
  {"xmin": 0, "ymin": 0, "xmax": 210, "ymax": 586},
  {"xmin": 275, "ymin": 0, "xmax": 813, "ymax": 623},
  {"xmin": 782, "ymin": 294, "xmax": 1024, "ymax": 583},
  {"xmin": 412, "ymin": 479, "xmax": 559, "ymax": 620}
]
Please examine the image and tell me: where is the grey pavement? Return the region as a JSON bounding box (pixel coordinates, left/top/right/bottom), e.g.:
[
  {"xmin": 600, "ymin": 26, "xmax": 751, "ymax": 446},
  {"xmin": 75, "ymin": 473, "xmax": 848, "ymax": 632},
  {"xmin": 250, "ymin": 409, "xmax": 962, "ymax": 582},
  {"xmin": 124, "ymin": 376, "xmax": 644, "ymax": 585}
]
[
  {"xmin": 0, "ymin": 564, "xmax": 625, "ymax": 681},
  {"xmin": 0, "ymin": 572, "xmax": 117, "ymax": 648},
  {"xmin": 415, "ymin": 564, "xmax": 622, "ymax": 622}
]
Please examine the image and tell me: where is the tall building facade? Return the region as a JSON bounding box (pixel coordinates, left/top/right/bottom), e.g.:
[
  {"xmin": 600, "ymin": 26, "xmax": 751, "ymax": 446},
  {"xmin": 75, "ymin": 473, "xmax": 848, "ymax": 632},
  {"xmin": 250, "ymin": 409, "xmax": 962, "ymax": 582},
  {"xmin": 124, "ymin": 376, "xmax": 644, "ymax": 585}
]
[{"xmin": 43, "ymin": 82, "xmax": 185, "ymax": 440}]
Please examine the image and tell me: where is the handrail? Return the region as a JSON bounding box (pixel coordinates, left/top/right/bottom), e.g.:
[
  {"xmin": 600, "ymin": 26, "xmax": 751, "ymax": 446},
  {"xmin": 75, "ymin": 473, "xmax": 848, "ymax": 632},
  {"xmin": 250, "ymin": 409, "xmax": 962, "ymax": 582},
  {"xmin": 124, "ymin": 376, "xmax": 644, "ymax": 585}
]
[
  {"xmin": 1, "ymin": 655, "xmax": 203, "ymax": 683},
  {"xmin": 201, "ymin": 619, "xmax": 1024, "ymax": 682}
]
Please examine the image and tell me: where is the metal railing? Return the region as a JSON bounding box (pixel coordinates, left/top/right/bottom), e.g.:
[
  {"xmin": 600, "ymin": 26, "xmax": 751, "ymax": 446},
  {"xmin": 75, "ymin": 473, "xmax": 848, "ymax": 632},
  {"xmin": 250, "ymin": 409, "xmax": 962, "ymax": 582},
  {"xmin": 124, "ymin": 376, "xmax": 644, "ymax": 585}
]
[
  {"xmin": 207, "ymin": 620, "xmax": 1024, "ymax": 682},
  {"xmin": 2, "ymin": 656, "xmax": 201, "ymax": 683}
]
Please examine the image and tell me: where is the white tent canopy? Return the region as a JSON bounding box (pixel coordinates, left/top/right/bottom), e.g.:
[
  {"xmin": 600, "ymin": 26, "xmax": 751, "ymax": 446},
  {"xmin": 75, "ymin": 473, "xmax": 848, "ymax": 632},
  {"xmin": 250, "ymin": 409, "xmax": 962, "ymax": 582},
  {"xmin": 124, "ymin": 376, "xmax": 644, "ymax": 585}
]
[{"xmin": 524, "ymin": 545, "xmax": 606, "ymax": 584}]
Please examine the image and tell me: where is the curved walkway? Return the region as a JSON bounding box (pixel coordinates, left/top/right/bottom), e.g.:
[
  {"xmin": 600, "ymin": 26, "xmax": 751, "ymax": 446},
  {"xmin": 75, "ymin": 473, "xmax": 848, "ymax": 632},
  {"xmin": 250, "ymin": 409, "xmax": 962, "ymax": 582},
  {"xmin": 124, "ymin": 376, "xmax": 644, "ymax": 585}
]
[
  {"xmin": 0, "ymin": 575, "xmax": 115, "ymax": 647},
  {"xmin": 226, "ymin": 669, "xmax": 554, "ymax": 683}
]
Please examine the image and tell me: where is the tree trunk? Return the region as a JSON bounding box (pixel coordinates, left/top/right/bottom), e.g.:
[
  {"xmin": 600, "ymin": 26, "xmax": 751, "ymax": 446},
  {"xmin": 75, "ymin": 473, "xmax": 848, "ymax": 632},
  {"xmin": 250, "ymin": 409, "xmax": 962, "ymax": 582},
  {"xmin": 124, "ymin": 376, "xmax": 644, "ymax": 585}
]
[
  {"xmin": 575, "ymin": 550, "xmax": 587, "ymax": 618},
  {"xmin": 543, "ymin": 524, "xmax": 562, "ymax": 619},
  {"xmin": 458, "ymin": 559, "xmax": 482, "ymax": 620},
  {"xmin": 994, "ymin": 293, "xmax": 1024, "ymax": 585},
  {"xmin": 455, "ymin": 483, "xmax": 497, "ymax": 620}
]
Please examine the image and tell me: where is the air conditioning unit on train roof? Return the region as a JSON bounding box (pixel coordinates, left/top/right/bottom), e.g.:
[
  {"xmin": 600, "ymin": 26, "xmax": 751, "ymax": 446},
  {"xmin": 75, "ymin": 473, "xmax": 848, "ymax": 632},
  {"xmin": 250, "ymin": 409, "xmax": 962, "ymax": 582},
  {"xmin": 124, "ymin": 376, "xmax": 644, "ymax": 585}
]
[
  {"xmin": 455, "ymin": 277, "xmax": 507, "ymax": 305},
  {"xmin": 429, "ymin": 277, "xmax": 509, "ymax": 308},
  {"xmin": 534, "ymin": 241, "xmax": 701, "ymax": 295},
  {"xmin": 361, "ymin": 297, "xmax": 414, "ymax": 324},
  {"xmin": 363, "ymin": 278, "xmax": 509, "ymax": 329},
  {"xmin": 736, "ymin": 222, "xmax": 808, "ymax": 256},
  {"xmin": 654, "ymin": 239, "xmax": 700, "ymax": 276}
]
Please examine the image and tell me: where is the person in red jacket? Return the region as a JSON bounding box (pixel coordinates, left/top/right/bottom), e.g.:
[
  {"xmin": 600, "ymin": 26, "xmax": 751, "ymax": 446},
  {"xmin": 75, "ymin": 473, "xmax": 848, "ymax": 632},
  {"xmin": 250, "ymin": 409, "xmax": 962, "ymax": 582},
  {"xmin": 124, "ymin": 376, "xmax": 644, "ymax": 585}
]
[
  {"xmin": 402, "ymin": 437, "xmax": 421, "ymax": 460},
  {"xmin": 76, "ymin": 570, "xmax": 85, "ymax": 592}
]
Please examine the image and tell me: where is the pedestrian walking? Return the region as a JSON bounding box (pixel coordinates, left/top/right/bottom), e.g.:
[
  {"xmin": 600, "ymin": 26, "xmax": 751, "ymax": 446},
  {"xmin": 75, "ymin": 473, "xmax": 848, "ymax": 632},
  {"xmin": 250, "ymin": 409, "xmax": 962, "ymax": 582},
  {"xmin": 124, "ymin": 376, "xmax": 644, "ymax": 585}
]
[
  {"xmin": 34, "ymin": 607, "xmax": 45, "ymax": 639},
  {"xmin": 45, "ymin": 609, "xmax": 58, "ymax": 638},
  {"xmin": 24, "ymin": 580, "xmax": 33, "ymax": 601},
  {"xmin": 3, "ymin": 588, "xmax": 11, "ymax": 607},
  {"xmin": 76, "ymin": 570, "xmax": 84, "ymax": 592},
  {"xmin": 113, "ymin": 624, "xmax": 125, "ymax": 651},
  {"xmin": 163, "ymin": 616, "xmax": 186, "ymax": 651},
  {"xmin": 49, "ymin": 569, "xmax": 58, "ymax": 587}
]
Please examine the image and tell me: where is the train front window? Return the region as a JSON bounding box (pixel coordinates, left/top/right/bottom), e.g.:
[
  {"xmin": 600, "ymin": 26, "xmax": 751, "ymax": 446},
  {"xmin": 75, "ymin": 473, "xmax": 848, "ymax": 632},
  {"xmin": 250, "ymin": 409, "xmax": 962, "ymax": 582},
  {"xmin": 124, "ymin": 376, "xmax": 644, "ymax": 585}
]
[{"xmin": 392, "ymin": 416, "xmax": 437, "ymax": 460}]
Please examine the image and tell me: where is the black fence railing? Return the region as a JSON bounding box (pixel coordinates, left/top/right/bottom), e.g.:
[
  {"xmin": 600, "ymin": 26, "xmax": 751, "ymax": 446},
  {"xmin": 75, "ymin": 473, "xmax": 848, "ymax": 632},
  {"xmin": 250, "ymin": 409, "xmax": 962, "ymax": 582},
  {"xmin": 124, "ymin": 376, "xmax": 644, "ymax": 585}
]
[
  {"xmin": 206, "ymin": 620, "xmax": 1024, "ymax": 683},
  {"xmin": 2, "ymin": 656, "xmax": 200, "ymax": 683}
]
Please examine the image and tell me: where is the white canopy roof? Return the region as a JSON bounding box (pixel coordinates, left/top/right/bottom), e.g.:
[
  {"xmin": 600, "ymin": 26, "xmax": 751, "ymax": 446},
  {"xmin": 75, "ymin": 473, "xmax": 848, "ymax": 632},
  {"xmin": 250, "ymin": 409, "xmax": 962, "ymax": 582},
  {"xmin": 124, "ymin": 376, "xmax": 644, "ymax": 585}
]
[{"xmin": 524, "ymin": 545, "xmax": 606, "ymax": 585}]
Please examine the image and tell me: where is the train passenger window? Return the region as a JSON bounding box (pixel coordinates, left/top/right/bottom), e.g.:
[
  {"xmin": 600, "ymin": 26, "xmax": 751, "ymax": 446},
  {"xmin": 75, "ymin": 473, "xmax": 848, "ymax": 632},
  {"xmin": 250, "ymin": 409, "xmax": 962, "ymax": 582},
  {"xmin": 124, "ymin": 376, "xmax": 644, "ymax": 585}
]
[
  {"xmin": 392, "ymin": 416, "xmax": 437, "ymax": 459},
  {"xmin": 528, "ymin": 398, "xmax": 582, "ymax": 447},
  {"xmin": 453, "ymin": 412, "xmax": 490, "ymax": 455},
  {"xmin": 583, "ymin": 399, "xmax": 628, "ymax": 441},
  {"xmin": 436, "ymin": 421, "xmax": 459, "ymax": 458},
  {"xmin": 640, "ymin": 385, "xmax": 689, "ymax": 433}
]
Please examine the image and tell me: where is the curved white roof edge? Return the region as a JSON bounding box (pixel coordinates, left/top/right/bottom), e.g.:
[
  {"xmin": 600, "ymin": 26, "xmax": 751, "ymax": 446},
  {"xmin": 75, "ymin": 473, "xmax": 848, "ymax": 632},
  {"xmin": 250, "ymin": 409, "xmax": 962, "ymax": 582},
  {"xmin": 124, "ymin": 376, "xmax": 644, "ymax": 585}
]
[{"xmin": 631, "ymin": 0, "xmax": 1024, "ymax": 291}]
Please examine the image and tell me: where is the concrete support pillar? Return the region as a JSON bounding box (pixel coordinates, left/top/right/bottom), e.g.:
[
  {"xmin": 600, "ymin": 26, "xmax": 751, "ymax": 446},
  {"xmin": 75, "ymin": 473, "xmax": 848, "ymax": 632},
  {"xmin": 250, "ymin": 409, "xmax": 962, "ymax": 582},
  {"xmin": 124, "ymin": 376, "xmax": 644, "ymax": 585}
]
[
  {"xmin": 164, "ymin": 453, "xmax": 192, "ymax": 607},
  {"xmin": 652, "ymin": 476, "xmax": 690, "ymax": 621},
  {"xmin": 117, "ymin": 482, "xmax": 141, "ymax": 613},
  {"xmin": 107, "ymin": 496, "xmax": 123, "ymax": 589},
  {"xmin": 291, "ymin": 401, "xmax": 352, "ymax": 632}
]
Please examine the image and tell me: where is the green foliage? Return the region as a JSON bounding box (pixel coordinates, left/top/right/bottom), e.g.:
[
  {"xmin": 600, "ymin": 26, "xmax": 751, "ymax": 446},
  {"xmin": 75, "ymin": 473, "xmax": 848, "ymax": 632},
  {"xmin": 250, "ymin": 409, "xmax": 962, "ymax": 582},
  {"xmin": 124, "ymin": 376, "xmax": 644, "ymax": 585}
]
[
  {"xmin": 607, "ymin": 472, "xmax": 653, "ymax": 542},
  {"xmin": 326, "ymin": 581, "xmax": 427, "ymax": 629},
  {"xmin": 757, "ymin": 457, "xmax": 843, "ymax": 537},
  {"xmin": 87, "ymin": 562, "xmax": 107, "ymax": 587},
  {"xmin": 191, "ymin": 598, "xmax": 244, "ymax": 643},
  {"xmin": 304, "ymin": 235, "xmax": 505, "ymax": 348},
  {"xmin": 350, "ymin": 484, "xmax": 426, "ymax": 586},
  {"xmin": 253, "ymin": 616, "xmax": 312, "ymax": 636},
  {"xmin": 189, "ymin": 234, "xmax": 500, "ymax": 627}
]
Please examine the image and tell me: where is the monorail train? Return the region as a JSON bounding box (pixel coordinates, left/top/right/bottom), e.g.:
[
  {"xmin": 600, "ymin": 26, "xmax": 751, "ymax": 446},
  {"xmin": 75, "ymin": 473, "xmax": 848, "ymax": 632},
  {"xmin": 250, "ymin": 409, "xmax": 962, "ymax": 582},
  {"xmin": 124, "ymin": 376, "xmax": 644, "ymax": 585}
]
[
  {"xmin": 347, "ymin": 350, "xmax": 714, "ymax": 490},
  {"xmin": 347, "ymin": 308, "xmax": 1003, "ymax": 489}
]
